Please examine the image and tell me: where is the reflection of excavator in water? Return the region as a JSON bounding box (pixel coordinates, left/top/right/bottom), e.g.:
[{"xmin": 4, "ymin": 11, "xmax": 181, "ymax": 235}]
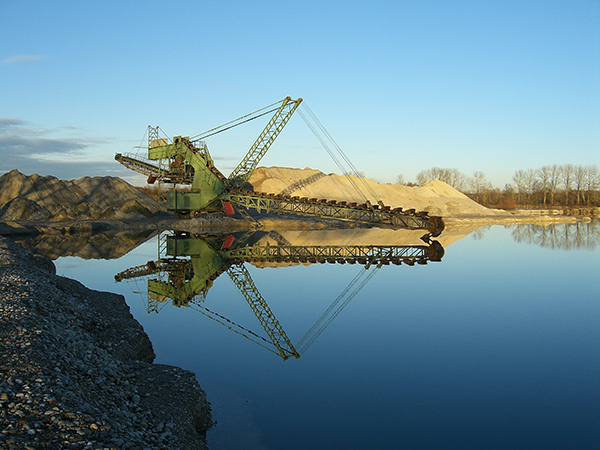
[
  {"xmin": 115, "ymin": 231, "xmax": 444, "ymax": 360},
  {"xmin": 115, "ymin": 97, "xmax": 444, "ymax": 237}
]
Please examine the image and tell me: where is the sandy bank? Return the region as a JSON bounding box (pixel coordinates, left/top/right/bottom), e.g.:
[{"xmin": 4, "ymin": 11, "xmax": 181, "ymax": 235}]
[
  {"xmin": 0, "ymin": 237, "xmax": 212, "ymax": 449},
  {"xmin": 444, "ymin": 210, "xmax": 593, "ymax": 227},
  {"xmin": 1, "ymin": 168, "xmax": 595, "ymax": 240}
]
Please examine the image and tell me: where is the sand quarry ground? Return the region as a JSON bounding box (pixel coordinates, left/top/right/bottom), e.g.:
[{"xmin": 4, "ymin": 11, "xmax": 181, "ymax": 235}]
[{"xmin": 0, "ymin": 166, "xmax": 592, "ymax": 249}]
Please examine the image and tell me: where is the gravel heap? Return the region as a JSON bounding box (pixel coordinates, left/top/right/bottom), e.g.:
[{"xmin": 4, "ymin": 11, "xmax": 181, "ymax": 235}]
[
  {"xmin": 0, "ymin": 170, "xmax": 161, "ymax": 222},
  {"xmin": 0, "ymin": 236, "xmax": 212, "ymax": 449}
]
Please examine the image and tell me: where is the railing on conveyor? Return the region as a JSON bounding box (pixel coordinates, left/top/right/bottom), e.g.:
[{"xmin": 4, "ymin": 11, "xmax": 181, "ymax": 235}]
[
  {"xmin": 223, "ymin": 241, "xmax": 444, "ymax": 265},
  {"xmin": 226, "ymin": 190, "xmax": 444, "ymax": 236}
]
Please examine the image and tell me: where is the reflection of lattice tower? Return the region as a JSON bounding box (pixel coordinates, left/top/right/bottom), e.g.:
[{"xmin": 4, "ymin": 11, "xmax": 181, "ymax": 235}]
[{"xmin": 227, "ymin": 264, "xmax": 299, "ymax": 360}]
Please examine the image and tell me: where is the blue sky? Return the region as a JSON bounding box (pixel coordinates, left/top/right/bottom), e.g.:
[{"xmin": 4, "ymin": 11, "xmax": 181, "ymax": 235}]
[{"xmin": 1, "ymin": 0, "xmax": 599, "ymax": 187}]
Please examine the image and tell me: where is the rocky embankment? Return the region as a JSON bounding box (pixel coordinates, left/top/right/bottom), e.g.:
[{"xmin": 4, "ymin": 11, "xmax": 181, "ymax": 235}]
[
  {"xmin": 0, "ymin": 170, "xmax": 161, "ymax": 223},
  {"xmin": 0, "ymin": 237, "xmax": 212, "ymax": 449}
]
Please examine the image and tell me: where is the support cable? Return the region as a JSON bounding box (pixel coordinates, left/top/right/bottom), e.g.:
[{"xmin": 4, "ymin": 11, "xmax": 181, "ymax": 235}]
[
  {"xmin": 191, "ymin": 304, "xmax": 280, "ymax": 357},
  {"xmin": 191, "ymin": 100, "xmax": 283, "ymax": 141},
  {"xmin": 303, "ymin": 103, "xmax": 382, "ymax": 203},
  {"xmin": 296, "ymin": 265, "xmax": 380, "ymax": 354},
  {"xmin": 297, "ymin": 108, "xmax": 370, "ymax": 205},
  {"xmin": 299, "ymin": 103, "xmax": 382, "ymax": 206}
]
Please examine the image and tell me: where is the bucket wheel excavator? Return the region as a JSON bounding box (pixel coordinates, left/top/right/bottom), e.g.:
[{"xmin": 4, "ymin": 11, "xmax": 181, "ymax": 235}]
[{"xmin": 115, "ymin": 97, "xmax": 444, "ymax": 237}]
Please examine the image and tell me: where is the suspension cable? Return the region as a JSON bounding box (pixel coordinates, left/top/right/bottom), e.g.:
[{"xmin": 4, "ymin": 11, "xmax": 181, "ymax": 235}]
[
  {"xmin": 299, "ymin": 102, "xmax": 382, "ymax": 205},
  {"xmin": 191, "ymin": 99, "xmax": 284, "ymax": 141},
  {"xmin": 297, "ymin": 108, "xmax": 369, "ymax": 204},
  {"xmin": 297, "ymin": 265, "xmax": 379, "ymax": 355}
]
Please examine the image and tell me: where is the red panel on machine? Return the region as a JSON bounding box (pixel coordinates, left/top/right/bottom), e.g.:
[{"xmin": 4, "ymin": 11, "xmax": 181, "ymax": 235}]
[
  {"xmin": 223, "ymin": 201, "xmax": 235, "ymax": 215},
  {"xmin": 222, "ymin": 235, "xmax": 235, "ymax": 250}
]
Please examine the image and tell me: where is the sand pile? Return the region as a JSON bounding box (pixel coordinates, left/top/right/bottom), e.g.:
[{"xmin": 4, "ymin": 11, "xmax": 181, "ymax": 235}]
[
  {"xmin": 0, "ymin": 170, "xmax": 161, "ymax": 221},
  {"xmin": 248, "ymin": 167, "xmax": 496, "ymax": 217}
]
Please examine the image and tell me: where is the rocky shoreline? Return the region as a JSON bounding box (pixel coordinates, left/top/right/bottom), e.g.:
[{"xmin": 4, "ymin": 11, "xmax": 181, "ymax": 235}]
[{"xmin": 0, "ymin": 236, "xmax": 212, "ymax": 449}]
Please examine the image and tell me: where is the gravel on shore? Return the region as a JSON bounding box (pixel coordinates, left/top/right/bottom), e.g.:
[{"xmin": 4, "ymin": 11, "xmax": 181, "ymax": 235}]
[{"xmin": 0, "ymin": 236, "xmax": 212, "ymax": 449}]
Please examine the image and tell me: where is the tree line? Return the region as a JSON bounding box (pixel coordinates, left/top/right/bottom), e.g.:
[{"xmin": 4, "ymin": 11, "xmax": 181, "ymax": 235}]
[
  {"xmin": 399, "ymin": 164, "xmax": 600, "ymax": 208},
  {"xmin": 511, "ymin": 221, "xmax": 599, "ymax": 251}
]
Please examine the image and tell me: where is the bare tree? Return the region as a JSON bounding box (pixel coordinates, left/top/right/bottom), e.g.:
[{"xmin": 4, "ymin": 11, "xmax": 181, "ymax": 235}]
[
  {"xmin": 575, "ymin": 165, "xmax": 587, "ymax": 204},
  {"xmin": 512, "ymin": 170, "xmax": 527, "ymax": 204},
  {"xmin": 537, "ymin": 166, "xmax": 552, "ymax": 205},
  {"xmin": 503, "ymin": 184, "xmax": 516, "ymax": 204},
  {"xmin": 524, "ymin": 168, "xmax": 538, "ymax": 205},
  {"xmin": 416, "ymin": 163, "xmax": 598, "ymax": 207},
  {"xmin": 470, "ymin": 171, "xmax": 490, "ymax": 203},
  {"xmin": 561, "ymin": 164, "xmax": 574, "ymax": 205},
  {"xmin": 584, "ymin": 164, "xmax": 600, "ymax": 206},
  {"xmin": 448, "ymin": 169, "xmax": 467, "ymax": 192},
  {"xmin": 415, "ymin": 169, "xmax": 430, "ymax": 185},
  {"xmin": 490, "ymin": 187, "xmax": 501, "ymax": 204},
  {"xmin": 396, "ymin": 174, "xmax": 405, "ymax": 185},
  {"xmin": 547, "ymin": 164, "xmax": 562, "ymax": 205},
  {"xmin": 415, "ymin": 167, "xmax": 467, "ymax": 191}
]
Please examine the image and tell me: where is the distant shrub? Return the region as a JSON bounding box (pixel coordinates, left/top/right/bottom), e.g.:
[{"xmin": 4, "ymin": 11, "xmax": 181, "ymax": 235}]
[{"xmin": 497, "ymin": 199, "xmax": 517, "ymax": 210}]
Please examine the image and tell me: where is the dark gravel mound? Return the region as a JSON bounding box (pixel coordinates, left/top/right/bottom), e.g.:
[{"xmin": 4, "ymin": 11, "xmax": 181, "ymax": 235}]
[
  {"xmin": 0, "ymin": 237, "xmax": 212, "ymax": 449},
  {"xmin": 0, "ymin": 170, "xmax": 161, "ymax": 222}
]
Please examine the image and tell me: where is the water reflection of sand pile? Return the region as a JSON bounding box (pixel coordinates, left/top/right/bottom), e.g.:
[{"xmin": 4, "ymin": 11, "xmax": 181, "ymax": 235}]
[
  {"xmin": 249, "ymin": 167, "xmax": 496, "ymax": 217},
  {"xmin": 246, "ymin": 225, "xmax": 477, "ymax": 268},
  {"xmin": 252, "ymin": 226, "xmax": 477, "ymax": 249}
]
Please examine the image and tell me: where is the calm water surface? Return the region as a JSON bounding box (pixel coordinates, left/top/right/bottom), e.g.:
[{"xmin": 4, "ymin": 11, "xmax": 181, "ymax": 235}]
[{"xmin": 52, "ymin": 222, "xmax": 600, "ymax": 450}]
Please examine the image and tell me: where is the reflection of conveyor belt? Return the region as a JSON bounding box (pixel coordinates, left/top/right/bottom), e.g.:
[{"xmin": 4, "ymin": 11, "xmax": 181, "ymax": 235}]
[
  {"xmin": 227, "ymin": 264, "xmax": 299, "ymax": 359},
  {"xmin": 114, "ymin": 259, "xmax": 188, "ymax": 282},
  {"xmin": 225, "ymin": 242, "xmax": 443, "ymax": 265},
  {"xmin": 115, "ymin": 231, "xmax": 445, "ymax": 360}
]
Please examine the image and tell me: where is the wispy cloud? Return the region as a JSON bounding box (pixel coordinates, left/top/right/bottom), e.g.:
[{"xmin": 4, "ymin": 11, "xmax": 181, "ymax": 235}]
[
  {"xmin": 213, "ymin": 155, "xmax": 242, "ymax": 161},
  {"xmin": 0, "ymin": 118, "xmax": 125, "ymax": 180},
  {"xmin": 0, "ymin": 118, "xmax": 28, "ymax": 132},
  {"xmin": 1, "ymin": 54, "xmax": 45, "ymax": 65},
  {"xmin": 0, "ymin": 158, "xmax": 134, "ymax": 182},
  {"xmin": 0, "ymin": 118, "xmax": 89, "ymax": 156},
  {"xmin": 209, "ymin": 81, "xmax": 232, "ymax": 90},
  {"xmin": 0, "ymin": 134, "xmax": 88, "ymax": 156}
]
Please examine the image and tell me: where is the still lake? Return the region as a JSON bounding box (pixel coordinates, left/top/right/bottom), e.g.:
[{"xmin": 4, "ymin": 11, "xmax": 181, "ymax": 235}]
[{"xmin": 46, "ymin": 221, "xmax": 599, "ymax": 450}]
